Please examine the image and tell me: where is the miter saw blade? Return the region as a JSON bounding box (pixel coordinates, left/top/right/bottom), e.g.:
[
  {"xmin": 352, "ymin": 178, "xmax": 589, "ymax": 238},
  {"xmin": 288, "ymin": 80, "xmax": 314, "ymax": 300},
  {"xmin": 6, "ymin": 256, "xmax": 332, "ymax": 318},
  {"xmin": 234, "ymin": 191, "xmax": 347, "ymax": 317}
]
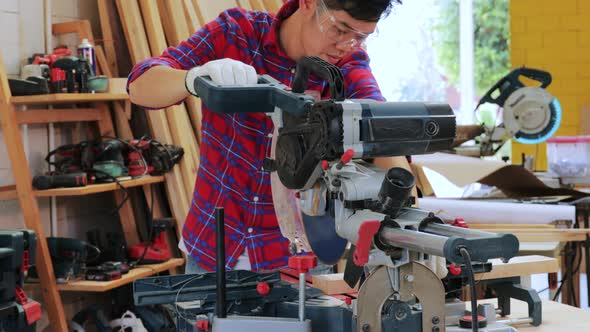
[
  {"xmin": 270, "ymin": 126, "xmax": 348, "ymax": 264},
  {"xmin": 503, "ymin": 86, "xmax": 562, "ymax": 144}
]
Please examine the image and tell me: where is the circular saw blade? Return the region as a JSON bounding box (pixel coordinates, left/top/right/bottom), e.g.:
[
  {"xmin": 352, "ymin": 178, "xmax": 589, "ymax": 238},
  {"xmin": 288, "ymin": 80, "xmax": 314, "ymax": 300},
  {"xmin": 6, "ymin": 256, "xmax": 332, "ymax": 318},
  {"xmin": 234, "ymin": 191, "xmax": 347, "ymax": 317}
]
[
  {"xmin": 503, "ymin": 87, "xmax": 561, "ymax": 144},
  {"xmin": 270, "ymin": 127, "xmax": 311, "ymax": 253},
  {"xmin": 270, "ymin": 125, "xmax": 347, "ymax": 263}
]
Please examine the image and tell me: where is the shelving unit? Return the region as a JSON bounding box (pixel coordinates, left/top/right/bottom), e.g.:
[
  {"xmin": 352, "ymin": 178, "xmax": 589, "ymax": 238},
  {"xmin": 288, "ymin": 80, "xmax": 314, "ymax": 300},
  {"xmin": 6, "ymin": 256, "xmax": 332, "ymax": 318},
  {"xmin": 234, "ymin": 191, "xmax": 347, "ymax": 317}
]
[
  {"xmin": 58, "ymin": 258, "xmax": 184, "ymax": 292},
  {"xmin": 0, "ymin": 55, "xmax": 182, "ymax": 331},
  {"xmin": 0, "ymin": 175, "xmax": 164, "ymax": 199}
]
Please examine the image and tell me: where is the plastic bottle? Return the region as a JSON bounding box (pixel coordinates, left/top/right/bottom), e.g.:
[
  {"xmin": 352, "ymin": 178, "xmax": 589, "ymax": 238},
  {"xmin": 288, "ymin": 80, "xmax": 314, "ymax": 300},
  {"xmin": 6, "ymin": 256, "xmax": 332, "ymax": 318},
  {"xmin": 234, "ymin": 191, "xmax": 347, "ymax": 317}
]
[{"xmin": 77, "ymin": 38, "xmax": 96, "ymax": 75}]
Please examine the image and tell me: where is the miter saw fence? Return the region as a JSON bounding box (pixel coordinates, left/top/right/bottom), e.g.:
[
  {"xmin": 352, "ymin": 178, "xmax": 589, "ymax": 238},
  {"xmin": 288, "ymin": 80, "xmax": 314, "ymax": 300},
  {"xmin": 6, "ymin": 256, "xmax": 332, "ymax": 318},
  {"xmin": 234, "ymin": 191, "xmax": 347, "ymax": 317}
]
[{"xmin": 460, "ymin": 67, "xmax": 561, "ymax": 156}]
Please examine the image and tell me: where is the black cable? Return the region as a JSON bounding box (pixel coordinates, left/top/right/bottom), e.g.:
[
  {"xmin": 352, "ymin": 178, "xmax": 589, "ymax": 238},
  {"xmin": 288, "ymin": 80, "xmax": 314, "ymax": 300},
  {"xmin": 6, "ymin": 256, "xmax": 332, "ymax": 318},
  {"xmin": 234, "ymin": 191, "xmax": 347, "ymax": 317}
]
[
  {"xmin": 129, "ymin": 183, "xmax": 155, "ymax": 267},
  {"xmin": 460, "ymin": 247, "xmax": 478, "ymax": 332}
]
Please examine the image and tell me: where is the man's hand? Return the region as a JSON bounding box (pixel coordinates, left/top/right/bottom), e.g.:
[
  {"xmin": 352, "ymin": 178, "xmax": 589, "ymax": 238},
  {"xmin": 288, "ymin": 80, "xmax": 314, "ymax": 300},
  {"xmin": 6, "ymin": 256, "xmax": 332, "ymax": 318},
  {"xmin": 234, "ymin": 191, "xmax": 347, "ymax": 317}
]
[{"xmin": 185, "ymin": 58, "xmax": 257, "ymax": 96}]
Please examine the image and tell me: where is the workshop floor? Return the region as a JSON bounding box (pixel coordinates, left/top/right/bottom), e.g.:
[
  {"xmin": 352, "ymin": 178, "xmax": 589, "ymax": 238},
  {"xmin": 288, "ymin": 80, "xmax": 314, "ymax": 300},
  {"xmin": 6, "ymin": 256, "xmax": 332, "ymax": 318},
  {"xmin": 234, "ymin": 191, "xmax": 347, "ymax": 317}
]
[{"xmin": 531, "ymin": 273, "xmax": 590, "ymax": 310}]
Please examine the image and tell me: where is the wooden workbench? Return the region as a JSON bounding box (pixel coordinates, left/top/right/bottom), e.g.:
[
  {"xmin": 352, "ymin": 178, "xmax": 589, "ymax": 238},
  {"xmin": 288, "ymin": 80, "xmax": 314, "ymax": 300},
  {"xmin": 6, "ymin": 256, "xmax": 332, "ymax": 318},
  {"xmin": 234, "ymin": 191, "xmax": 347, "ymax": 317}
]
[{"xmin": 479, "ymin": 299, "xmax": 590, "ymax": 331}]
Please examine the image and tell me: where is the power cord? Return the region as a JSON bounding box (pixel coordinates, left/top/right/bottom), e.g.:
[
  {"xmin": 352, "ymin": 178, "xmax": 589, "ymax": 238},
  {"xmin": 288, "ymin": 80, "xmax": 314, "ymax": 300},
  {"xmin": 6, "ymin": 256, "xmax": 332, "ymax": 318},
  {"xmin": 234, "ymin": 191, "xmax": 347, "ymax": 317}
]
[
  {"xmin": 460, "ymin": 247, "xmax": 478, "ymax": 332},
  {"xmin": 129, "ymin": 185, "xmax": 155, "ymax": 267}
]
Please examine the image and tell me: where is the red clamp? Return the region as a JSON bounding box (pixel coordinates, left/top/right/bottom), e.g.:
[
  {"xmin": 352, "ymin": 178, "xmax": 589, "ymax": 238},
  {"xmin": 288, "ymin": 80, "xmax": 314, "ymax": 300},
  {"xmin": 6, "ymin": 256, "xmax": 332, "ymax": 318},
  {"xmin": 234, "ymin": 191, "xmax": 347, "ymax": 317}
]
[
  {"xmin": 448, "ymin": 263, "xmax": 462, "ymax": 276},
  {"xmin": 288, "ymin": 254, "xmax": 317, "ymax": 274},
  {"xmin": 15, "ymin": 286, "xmax": 42, "ymax": 325},
  {"xmin": 353, "ymin": 221, "xmax": 381, "ymax": 266},
  {"xmin": 321, "ymin": 160, "xmax": 329, "ymax": 170},
  {"xmin": 452, "ymin": 218, "xmax": 468, "ymax": 228},
  {"xmin": 256, "ymin": 281, "xmax": 271, "ymax": 296},
  {"xmin": 196, "ymin": 319, "xmax": 210, "ymax": 331},
  {"xmin": 336, "ymin": 149, "xmax": 355, "ymax": 169}
]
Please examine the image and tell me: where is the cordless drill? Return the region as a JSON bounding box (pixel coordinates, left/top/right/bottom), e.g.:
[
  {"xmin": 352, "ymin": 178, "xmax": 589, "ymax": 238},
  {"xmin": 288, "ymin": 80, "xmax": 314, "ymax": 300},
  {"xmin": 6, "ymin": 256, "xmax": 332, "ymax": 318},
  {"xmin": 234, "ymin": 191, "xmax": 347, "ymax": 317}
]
[{"xmin": 128, "ymin": 218, "xmax": 173, "ymax": 264}]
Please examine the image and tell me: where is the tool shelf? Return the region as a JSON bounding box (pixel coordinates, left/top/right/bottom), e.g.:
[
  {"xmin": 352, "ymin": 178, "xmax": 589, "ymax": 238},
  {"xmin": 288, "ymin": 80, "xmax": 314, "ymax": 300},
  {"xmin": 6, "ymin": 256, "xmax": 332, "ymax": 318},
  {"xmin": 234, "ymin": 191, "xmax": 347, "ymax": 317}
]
[
  {"xmin": 11, "ymin": 91, "xmax": 128, "ymax": 105},
  {"xmin": 0, "ymin": 55, "xmax": 181, "ymax": 331},
  {"xmin": 0, "ymin": 175, "xmax": 164, "ymax": 200},
  {"xmin": 57, "ymin": 258, "xmax": 184, "ymax": 292}
]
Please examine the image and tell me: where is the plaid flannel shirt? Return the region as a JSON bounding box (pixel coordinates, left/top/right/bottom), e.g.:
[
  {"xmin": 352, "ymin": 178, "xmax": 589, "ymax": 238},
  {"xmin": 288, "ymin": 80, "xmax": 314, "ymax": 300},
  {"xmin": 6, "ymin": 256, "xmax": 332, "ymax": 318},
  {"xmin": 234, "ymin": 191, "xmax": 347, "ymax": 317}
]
[{"xmin": 127, "ymin": 0, "xmax": 384, "ymax": 271}]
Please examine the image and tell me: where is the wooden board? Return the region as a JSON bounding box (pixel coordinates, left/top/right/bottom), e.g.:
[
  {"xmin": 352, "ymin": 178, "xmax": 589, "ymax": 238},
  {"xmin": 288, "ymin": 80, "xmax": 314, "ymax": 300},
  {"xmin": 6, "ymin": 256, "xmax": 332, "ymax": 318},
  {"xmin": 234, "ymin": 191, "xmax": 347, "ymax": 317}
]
[
  {"xmin": 262, "ymin": 0, "xmax": 282, "ymax": 13},
  {"xmin": 11, "ymin": 92, "xmax": 128, "ymax": 105},
  {"xmin": 194, "ymin": 0, "xmax": 239, "ymax": 23},
  {"xmin": 118, "ymin": 0, "xmax": 191, "ymax": 235},
  {"xmin": 140, "ymin": 0, "xmax": 200, "ymax": 204},
  {"xmin": 58, "ymin": 258, "xmax": 184, "ymax": 291},
  {"xmin": 475, "ymin": 255, "xmax": 558, "ymax": 281},
  {"xmin": 98, "ymin": 0, "xmax": 120, "ymax": 76},
  {"xmin": 182, "ymin": 0, "xmax": 202, "ymax": 33},
  {"xmin": 477, "ymin": 298, "xmax": 590, "ymax": 331},
  {"xmin": 312, "ymin": 273, "xmax": 358, "ymax": 295},
  {"xmin": 477, "ymin": 229, "xmax": 590, "ymax": 242}
]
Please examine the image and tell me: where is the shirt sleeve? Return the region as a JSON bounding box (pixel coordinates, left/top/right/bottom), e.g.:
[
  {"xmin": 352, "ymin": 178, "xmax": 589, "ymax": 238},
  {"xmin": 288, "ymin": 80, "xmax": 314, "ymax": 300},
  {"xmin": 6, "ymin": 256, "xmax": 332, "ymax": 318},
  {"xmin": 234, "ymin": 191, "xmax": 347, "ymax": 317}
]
[
  {"xmin": 340, "ymin": 50, "xmax": 386, "ymax": 101},
  {"xmin": 126, "ymin": 8, "xmax": 247, "ymax": 104}
]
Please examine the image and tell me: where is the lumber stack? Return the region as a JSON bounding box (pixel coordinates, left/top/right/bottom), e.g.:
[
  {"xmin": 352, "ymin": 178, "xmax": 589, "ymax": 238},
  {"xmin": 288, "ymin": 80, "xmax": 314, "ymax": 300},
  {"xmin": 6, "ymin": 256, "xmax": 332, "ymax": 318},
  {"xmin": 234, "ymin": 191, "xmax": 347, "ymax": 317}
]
[{"xmin": 101, "ymin": 0, "xmax": 281, "ymax": 233}]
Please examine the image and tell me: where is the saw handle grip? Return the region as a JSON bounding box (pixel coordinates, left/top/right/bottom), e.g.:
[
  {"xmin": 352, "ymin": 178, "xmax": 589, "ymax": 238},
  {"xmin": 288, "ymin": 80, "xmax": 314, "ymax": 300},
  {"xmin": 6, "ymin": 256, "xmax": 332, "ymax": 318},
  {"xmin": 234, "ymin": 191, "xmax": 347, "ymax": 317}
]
[
  {"xmin": 192, "ymin": 74, "xmax": 314, "ymax": 116},
  {"xmin": 292, "ymin": 56, "xmax": 345, "ymax": 101}
]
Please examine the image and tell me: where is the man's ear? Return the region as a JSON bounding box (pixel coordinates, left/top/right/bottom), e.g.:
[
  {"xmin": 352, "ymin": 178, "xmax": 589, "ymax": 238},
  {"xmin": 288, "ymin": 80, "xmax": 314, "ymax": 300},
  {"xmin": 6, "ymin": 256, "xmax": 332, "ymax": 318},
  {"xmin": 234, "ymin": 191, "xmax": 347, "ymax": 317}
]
[{"xmin": 299, "ymin": 0, "xmax": 318, "ymax": 16}]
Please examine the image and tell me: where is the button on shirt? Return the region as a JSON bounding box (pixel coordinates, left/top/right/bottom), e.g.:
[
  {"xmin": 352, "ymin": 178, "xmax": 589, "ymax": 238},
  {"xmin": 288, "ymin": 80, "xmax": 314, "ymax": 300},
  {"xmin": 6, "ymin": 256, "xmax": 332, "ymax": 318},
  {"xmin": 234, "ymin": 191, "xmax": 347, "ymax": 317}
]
[{"xmin": 127, "ymin": 0, "xmax": 384, "ymax": 272}]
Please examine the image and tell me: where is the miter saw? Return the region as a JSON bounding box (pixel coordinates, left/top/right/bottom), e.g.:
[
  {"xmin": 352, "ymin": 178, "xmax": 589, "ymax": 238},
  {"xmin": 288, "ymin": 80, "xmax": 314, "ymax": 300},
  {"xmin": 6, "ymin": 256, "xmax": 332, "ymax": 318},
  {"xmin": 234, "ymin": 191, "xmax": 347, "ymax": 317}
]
[
  {"xmin": 454, "ymin": 67, "xmax": 561, "ymax": 157},
  {"xmin": 132, "ymin": 57, "xmax": 541, "ymax": 332}
]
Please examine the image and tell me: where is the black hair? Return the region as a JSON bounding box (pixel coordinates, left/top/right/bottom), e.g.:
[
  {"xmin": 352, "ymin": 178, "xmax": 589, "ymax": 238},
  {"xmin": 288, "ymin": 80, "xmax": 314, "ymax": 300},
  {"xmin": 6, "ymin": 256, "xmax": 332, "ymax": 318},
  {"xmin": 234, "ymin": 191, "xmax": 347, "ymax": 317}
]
[{"xmin": 324, "ymin": 0, "xmax": 402, "ymax": 22}]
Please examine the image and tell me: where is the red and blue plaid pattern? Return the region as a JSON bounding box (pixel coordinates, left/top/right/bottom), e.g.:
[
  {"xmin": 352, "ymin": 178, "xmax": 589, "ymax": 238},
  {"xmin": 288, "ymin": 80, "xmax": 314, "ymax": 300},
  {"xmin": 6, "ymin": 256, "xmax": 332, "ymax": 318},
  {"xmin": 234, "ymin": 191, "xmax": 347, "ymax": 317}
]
[{"xmin": 128, "ymin": 0, "xmax": 384, "ymax": 271}]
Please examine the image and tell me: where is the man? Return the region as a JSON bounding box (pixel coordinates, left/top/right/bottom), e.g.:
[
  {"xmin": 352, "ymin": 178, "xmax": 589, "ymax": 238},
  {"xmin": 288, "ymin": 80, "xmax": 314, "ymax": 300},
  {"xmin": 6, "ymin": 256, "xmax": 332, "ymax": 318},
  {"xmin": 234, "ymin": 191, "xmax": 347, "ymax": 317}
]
[{"xmin": 128, "ymin": 0, "xmax": 409, "ymax": 274}]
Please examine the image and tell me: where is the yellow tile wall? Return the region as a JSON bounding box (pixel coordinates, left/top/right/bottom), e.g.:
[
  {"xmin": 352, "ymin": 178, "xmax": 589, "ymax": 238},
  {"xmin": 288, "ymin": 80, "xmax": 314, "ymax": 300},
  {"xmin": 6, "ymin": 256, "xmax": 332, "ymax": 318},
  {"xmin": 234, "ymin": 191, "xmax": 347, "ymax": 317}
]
[{"xmin": 510, "ymin": 0, "xmax": 590, "ymax": 170}]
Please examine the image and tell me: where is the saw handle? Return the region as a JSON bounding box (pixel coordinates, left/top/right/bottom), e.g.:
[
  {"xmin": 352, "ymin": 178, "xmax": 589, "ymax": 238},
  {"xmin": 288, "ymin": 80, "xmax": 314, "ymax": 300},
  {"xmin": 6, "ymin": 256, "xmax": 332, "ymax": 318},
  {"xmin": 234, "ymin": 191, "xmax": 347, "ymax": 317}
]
[
  {"xmin": 292, "ymin": 56, "xmax": 345, "ymax": 101},
  {"xmin": 477, "ymin": 66, "xmax": 552, "ymax": 108},
  {"xmin": 192, "ymin": 74, "xmax": 314, "ymax": 116}
]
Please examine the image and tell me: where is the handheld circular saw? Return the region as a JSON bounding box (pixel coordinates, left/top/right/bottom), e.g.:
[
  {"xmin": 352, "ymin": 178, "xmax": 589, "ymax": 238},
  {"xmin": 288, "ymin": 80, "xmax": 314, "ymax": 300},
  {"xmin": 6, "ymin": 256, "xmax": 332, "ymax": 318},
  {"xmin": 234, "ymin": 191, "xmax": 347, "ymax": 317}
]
[{"xmin": 455, "ymin": 67, "xmax": 562, "ymax": 156}]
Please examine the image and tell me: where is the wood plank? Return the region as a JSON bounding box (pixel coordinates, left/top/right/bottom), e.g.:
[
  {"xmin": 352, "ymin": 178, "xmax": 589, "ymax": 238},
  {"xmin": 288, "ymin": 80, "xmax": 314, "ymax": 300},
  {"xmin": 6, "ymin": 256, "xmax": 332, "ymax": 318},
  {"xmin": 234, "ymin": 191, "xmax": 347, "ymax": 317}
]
[
  {"xmin": 33, "ymin": 175, "xmax": 164, "ymax": 197},
  {"xmin": 15, "ymin": 108, "xmax": 101, "ymax": 124},
  {"xmin": 150, "ymin": 0, "xmax": 201, "ymax": 201},
  {"xmin": 312, "ymin": 273, "xmax": 358, "ymax": 295},
  {"xmin": 98, "ymin": 0, "xmax": 120, "ymax": 76},
  {"xmin": 262, "ymin": 0, "xmax": 282, "ymax": 13},
  {"xmin": 0, "ymin": 185, "xmax": 17, "ymax": 200},
  {"xmin": 236, "ymin": 0, "xmax": 253, "ymax": 10},
  {"xmin": 118, "ymin": 0, "xmax": 191, "ymax": 234},
  {"xmin": 475, "ymin": 255, "xmax": 558, "ymax": 281},
  {"xmin": 182, "ymin": 0, "xmax": 202, "ymax": 33},
  {"xmin": 478, "ymin": 298, "xmax": 590, "ymax": 331},
  {"xmin": 247, "ymin": 0, "xmax": 267, "ymax": 11},
  {"xmin": 58, "ymin": 258, "xmax": 184, "ymax": 291},
  {"xmin": 95, "ymin": 45, "xmax": 113, "ymax": 78},
  {"xmin": 115, "ymin": 0, "xmax": 153, "ymax": 66},
  {"xmin": 11, "ymin": 92, "xmax": 128, "ymax": 105},
  {"xmin": 478, "ymin": 229, "xmax": 590, "ymax": 242},
  {"xmin": 194, "ymin": 0, "xmax": 239, "ymax": 23},
  {"xmin": 0, "ymin": 55, "xmax": 69, "ymax": 332}
]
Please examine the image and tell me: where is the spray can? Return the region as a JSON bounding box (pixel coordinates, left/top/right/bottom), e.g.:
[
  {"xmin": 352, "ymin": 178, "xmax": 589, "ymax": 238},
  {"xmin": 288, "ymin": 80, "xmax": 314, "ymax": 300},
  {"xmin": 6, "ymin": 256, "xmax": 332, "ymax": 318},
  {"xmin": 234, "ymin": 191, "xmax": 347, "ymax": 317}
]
[{"xmin": 77, "ymin": 38, "xmax": 96, "ymax": 75}]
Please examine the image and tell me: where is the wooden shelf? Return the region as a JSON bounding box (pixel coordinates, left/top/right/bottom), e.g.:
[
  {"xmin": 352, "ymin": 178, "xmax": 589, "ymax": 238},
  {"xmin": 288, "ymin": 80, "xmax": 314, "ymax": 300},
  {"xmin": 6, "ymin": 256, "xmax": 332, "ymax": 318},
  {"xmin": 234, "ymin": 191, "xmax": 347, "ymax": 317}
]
[
  {"xmin": 0, "ymin": 175, "xmax": 164, "ymax": 200},
  {"xmin": 11, "ymin": 92, "xmax": 128, "ymax": 105},
  {"xmin": 57, "ymin": 258, "xmax": 184, "ymax": 292}
]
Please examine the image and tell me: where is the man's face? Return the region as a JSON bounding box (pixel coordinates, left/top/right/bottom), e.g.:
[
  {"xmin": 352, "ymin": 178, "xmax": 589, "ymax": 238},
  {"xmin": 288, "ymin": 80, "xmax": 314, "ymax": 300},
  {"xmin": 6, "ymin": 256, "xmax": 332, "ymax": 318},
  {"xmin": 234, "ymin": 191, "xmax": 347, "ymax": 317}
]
[{"xmin": 303, "ymin": 0, "xmax": 378, "ymax": 64}]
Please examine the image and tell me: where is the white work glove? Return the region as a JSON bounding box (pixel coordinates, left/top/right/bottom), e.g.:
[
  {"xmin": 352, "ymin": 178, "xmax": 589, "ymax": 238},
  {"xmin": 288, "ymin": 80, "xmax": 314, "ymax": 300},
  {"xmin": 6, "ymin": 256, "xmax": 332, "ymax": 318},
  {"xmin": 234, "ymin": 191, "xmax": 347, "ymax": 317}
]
[{"xmin": 185, "ymin": 58, "xmax": 257, "ymax": 96}]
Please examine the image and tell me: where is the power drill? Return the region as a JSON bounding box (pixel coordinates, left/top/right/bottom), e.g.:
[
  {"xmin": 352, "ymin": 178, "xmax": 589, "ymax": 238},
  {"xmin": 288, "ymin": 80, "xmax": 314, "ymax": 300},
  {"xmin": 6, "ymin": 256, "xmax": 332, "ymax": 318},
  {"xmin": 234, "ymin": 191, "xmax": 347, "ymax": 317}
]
[
  {"xmin": 128, "ymin": 218, "xmax": 174, "ymax": 264},
  {"xmin": 32, "ymin": 172, "xmax": 87, "ymax": 190}
]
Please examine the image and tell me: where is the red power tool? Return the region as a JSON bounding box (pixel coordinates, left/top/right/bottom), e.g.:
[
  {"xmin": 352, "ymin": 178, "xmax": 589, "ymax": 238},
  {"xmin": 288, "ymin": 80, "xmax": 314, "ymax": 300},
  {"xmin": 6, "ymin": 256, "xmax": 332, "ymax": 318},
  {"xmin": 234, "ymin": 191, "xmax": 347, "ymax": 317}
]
[{"xmin": 128, "ymin": 218, "xmax": 174, "ymax": 264}]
